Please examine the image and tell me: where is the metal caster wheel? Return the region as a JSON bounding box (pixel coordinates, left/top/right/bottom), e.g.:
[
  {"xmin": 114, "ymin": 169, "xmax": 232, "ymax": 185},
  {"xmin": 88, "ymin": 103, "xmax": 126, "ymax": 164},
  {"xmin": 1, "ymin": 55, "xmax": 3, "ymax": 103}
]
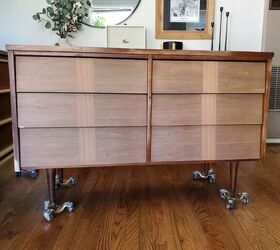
[
  {"xmin": 43, "ymin": 209, "xmax": 54, "ymax": 222},
  {"xmin": 69, "ymin": 177, "xmax": 77, "ymax": 186},
  {"xmin": 208, "ymin": 174, "xmax": 216, "ymax": 184},
  {"xmin": 239, "ymin": 192, "xmax": 249, "ymax": 205},
  {"xmin": 220, "ymin": 188, "xmax": 230, "ymax": 200},
  {"xmin": 226, "ymin": 198, "xmax": 235, "ymax": 210},
  {"xmin": 65, "ymin": 201, "xmax": 74, "ymax": 212},
  {"xmin": 192, "ymin": 171, "xmax": 200, "ymax": 180},
  {"xmin": 31, "ymin": 171, "xmax": 38, "ymax": 179}
]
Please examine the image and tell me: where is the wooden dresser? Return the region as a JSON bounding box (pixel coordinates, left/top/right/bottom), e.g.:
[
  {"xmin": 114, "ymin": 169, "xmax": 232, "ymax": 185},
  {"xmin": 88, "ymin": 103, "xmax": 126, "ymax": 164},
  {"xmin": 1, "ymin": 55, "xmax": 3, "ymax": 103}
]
[
  {"xmin": 7, "ymin": 45, "xmax": 273, "ymax": 220},
  {"xmin": 0, "ymin": 51, "xmax": 13, "ymax": 163}
]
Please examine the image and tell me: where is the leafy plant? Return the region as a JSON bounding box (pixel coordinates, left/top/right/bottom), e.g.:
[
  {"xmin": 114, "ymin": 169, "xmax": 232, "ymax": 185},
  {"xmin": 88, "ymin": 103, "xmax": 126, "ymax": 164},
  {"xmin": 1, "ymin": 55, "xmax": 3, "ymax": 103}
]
[
  {"xmin": 33, "ymin": 0, "xmax": 92, "ymax": 39},
  {"xmin": 93, "ymin": 15, "xmax": 106, "ymax": 27}
]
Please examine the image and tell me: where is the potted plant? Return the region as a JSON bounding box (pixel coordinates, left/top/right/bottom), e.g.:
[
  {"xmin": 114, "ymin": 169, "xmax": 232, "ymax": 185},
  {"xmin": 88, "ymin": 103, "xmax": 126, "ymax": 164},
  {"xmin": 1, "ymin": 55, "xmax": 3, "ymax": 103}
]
[{"xmin": 33, "ymin": 0, "xmax": 92, "ymax": 45}]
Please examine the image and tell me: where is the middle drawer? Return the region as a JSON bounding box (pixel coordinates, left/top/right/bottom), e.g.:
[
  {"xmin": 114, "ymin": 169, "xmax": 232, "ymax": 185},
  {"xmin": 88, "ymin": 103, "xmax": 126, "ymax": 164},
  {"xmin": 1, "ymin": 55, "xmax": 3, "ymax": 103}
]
[
  {"xmin": 152, "ymin": 94, "xmax": 263, "ymax": 126},
  {"xmin": 18, "ymin": 93, "xmax": 147, "ymax": 127}
]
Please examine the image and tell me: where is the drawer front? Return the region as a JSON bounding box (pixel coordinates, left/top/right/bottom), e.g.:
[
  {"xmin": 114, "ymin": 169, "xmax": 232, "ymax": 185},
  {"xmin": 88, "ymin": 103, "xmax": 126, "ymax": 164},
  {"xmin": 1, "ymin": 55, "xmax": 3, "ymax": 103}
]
[
  {"xmin": 20, "ymin": 127, "xmax": 146, "ymax": 167},
  {"xmin": 153, "ymin": 61, "xmax": 265, "ymax": 93},
  {"xmin": 18, "ymin": 93, "xmax": 147, "ymax": 127},
  {"xmin": 152, "ymin": 94, "xmax": 263, "ymax": 126},
  {"xmin": 16, "ymin": 57, "xmax": 147, "ymax": 93},
  {"xmin": 151, "ymin": 125, "xmax": 261, "ymax": 162}
]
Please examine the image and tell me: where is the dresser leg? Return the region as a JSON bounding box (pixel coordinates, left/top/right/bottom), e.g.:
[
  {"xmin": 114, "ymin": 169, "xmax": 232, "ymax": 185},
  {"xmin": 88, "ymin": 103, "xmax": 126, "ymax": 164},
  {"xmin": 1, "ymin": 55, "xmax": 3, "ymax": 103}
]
[
  {"xmin": 43, "ymin": 169, "xmax": 74, "ymax": 222},
  {"xmin": 192, "ymin": 163, "xmax": 216, "ymax": 184},
  {"xmin": 55, "ymin": 169, "xmax": 77, "ymax": 190},
  {"xmin": 219, "ymin": 161, "xmax": 249, "ymax": 210}
]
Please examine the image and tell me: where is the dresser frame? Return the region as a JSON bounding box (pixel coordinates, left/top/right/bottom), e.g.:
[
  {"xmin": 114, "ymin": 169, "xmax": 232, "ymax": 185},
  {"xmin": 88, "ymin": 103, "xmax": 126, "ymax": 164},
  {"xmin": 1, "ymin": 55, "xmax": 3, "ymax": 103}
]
[{"xmin": 7, "ymin": 45, "xmax": 273, "ymax": 219}]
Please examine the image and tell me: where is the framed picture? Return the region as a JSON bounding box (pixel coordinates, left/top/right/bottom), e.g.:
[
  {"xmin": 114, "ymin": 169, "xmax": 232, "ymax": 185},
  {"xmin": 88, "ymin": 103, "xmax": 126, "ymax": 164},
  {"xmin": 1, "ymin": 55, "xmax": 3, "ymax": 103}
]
[
  {"xmin": 156, "ymin": 0, "xmax": 215, "ymax": 39},
  {"xmin": 270, "ymin": 0, "xmax": 280, "ymax": 10}
]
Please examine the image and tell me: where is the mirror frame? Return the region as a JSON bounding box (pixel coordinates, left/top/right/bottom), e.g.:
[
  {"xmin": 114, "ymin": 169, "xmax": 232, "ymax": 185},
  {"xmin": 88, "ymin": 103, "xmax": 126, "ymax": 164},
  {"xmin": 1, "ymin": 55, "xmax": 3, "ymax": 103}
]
[{"xmin": 81, "ymin": 0, "xmax": 142, "ymax": 28}]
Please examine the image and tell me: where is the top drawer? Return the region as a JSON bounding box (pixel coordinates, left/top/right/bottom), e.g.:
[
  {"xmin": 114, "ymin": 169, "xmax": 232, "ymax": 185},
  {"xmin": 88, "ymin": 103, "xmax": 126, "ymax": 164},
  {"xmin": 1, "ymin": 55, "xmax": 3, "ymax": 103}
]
[
  {"xmin": 16, "ymin": 57, "xmax": 147, "ymax": 93},
  {"xmin": 153, "ymin": 61, "xmax": 266, "ymax": 93}
]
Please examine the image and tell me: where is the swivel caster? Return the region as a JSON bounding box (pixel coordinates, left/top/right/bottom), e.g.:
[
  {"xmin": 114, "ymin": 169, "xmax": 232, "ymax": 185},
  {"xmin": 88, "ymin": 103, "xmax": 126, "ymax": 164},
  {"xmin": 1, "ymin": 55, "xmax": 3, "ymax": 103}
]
[
  {"xmin": 192, "ymin": 168, "xmax": 216, "ymax": 184},
  {"xmin": 226, "ymin": 198, "xmax": 235, "ymax": 210},
  {"xmin": 15, "ymin": 169, "xmax": 39, "ymax": 179},
  {"xmin": 239, "ymin": 192, "xmax": 249, "ymax": 205},
  {"xmin": 43, "ymin": 209, "xmax": 55, "ymax": 222},
  {"xmin": 219, "ymin": 188, "xmax": 249, "ymax": 210},
  {"xmin": 55, "ymin": 176, "xmax": 77, "ymax": 189},
  {"xmin": 192, "ymin": 171, "xmax": 200, "ymax": 180},
  {"xmin": 43, "ymin": 200, "xmax": 74, "ymax": 222},
  {"xmin": 220, "ymin": 188, "xmax": 231, "ymax": 200}
]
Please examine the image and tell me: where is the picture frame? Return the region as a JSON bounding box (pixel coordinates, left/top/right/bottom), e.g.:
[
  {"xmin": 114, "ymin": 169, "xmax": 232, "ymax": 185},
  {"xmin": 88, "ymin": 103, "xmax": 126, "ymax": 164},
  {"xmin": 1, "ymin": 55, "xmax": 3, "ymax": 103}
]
[
  {"xmin": 270, "ymin": 0, "xmax": 280, "ymax": 10},
  {"xmin": 156, "ymin": 0, "xmax": 215, "ymax": 39}
]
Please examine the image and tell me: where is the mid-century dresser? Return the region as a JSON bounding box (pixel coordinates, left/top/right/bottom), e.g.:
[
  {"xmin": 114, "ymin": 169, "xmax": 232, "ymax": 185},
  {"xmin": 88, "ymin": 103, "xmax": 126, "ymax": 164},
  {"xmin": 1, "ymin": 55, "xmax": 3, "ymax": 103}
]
[{"xmin": 7, "ymin": 45, "xmax": 273, "ymax": 221}]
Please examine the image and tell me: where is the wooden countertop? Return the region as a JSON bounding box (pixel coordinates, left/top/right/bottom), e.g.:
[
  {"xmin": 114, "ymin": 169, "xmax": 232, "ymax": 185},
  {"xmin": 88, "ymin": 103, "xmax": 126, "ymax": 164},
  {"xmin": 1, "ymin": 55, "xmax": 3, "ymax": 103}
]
[{"xmin": 6, "ymin": 45, "xmax": 274, "ymax": 61}]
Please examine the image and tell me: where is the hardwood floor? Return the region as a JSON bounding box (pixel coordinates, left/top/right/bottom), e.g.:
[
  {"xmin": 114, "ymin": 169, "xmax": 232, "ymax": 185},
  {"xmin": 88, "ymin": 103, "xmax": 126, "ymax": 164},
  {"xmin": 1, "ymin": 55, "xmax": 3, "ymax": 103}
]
[{"xmin": 0, "ymin": 145, "xmax": 280, "ymax": 249}]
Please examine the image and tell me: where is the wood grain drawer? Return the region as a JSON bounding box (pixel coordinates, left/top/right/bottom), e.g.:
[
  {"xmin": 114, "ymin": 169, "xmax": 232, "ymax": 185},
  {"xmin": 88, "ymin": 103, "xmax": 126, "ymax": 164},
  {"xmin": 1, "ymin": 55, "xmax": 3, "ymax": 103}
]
[
  {"xmin": 152, "ymin": 94, "xmax": 263, "ymax": 126},
  {"xmin": 153, "ymin": 61, "xmax": 265, "ymax": 93},
  {"xmin": 20, "ymin": 127, "xmax": 146, "ymax": 167},
  {"xmin": 151, "ymin": 125, "xmax": 261, "ymax": 162},
  {"xmin": 18, "ymin": 93, "xmax": 147, "ymax": 127},
  {"xmin": 16, "ymin": 57, "xmax": 147, "ymax": 93}
]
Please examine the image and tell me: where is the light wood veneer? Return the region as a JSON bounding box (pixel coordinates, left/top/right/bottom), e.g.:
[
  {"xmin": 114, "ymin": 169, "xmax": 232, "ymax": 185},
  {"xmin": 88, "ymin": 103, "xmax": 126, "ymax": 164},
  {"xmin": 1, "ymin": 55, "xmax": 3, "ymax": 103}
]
[
  {"xmin": 16, "ymin": 57, "xmax": 147, "ymax": 93},
  {"xmin": 20, "ymin": 127, "xmax": 146, "ymax": 167},
  {"xmin": 18, "ymin": 93, "xmax": 147, "ymax": 127}
]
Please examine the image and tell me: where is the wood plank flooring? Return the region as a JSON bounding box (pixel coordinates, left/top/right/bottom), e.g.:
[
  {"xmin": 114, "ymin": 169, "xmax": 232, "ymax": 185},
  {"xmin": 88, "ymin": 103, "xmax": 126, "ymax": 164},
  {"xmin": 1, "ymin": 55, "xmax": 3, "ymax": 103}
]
[{"xmin": 0, "ymin": 145, "xmax": 280, "ymax": 249}]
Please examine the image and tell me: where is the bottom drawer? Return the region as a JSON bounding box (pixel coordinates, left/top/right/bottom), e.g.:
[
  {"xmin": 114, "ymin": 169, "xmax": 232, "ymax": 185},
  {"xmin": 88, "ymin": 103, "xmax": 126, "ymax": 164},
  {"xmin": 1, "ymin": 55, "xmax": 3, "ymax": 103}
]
[
  {"xmin": 152, "ymin": 125, "xmax": 261, "ymax": 162},
  {"xmin": 20, "ymin": 127, "xmax": 146, "ymax": 167}
]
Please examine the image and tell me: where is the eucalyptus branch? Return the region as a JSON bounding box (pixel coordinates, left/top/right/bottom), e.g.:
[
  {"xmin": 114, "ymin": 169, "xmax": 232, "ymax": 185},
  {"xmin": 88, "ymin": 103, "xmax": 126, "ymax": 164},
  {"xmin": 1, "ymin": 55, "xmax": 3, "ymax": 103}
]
[{"xmin": 33, "ymin": 0, "xmax": 91, "ymax": 39}]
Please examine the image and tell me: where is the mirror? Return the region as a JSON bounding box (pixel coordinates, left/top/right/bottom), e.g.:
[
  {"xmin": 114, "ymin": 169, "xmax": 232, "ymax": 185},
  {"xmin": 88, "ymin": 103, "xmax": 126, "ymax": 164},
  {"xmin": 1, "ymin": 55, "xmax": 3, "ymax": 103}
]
[{"xmin": 82, "ymin": 0, "xmax": 141, "ymax": 28}]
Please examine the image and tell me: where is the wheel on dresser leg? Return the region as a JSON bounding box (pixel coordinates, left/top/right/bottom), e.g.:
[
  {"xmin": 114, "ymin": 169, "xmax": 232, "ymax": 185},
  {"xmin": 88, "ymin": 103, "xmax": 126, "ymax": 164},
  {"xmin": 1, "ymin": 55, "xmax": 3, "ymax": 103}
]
[
  {"xmin": 192, "ymin": 171, "xmax": 200, "ymax": 180},
  {"xmin": 239, "ymin": 192, "xmax": 249, "ymax": 205},
  {"xmin": 208, "ymin": 174, "xmax": 216, "ymax": 184},
  {"xmin": 226, "ymin": 198, "xmax": 235, "ymax": 210}
]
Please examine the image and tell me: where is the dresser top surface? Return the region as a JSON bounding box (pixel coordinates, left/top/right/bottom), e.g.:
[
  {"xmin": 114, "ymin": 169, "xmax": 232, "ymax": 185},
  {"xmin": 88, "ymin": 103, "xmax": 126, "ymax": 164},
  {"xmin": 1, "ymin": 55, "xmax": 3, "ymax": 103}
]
[{"xmin": 6, "ymin": 45, "xmax": 274, "ymax": 61}]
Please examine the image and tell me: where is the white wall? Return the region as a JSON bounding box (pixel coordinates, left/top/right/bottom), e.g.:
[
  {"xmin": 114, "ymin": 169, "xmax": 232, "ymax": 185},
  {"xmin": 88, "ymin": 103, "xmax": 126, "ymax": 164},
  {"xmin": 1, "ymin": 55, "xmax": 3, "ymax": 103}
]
[
  {"xmin": 263, "ymin": 0, "xmax": 280, "ymax": 64},
  {"xmin": 0, "ymin": 0, "xmax": 265, "ymax": 51}
]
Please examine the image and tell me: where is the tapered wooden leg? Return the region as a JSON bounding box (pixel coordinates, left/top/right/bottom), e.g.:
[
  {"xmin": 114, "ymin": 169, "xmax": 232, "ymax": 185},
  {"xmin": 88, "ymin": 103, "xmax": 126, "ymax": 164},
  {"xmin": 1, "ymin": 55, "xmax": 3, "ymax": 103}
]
[
  {"xmin": 219, "ymin": 161, "xmax": 249, "ymax": 209},
  {"xmin": 204, "ymin": 163, "xmax": 210, "ymax": 175},
  {"xmin": 230, "ymin": 161, "xmax": 239, "ymax": 197},
  {"xmin": 46, "ymin": 169, "xmax": 55, "ymax": 204},
  {"xmin": 57, "ymin": 169, "xmax": 64, "ymax": 183}
]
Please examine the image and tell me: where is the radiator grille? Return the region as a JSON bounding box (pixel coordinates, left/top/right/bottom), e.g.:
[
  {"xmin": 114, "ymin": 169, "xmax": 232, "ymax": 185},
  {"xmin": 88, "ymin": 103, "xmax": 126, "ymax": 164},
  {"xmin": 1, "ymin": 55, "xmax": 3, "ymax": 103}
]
[{"xmin": 269, "ymin": 66, "xmax": 280, "ymax": 111}]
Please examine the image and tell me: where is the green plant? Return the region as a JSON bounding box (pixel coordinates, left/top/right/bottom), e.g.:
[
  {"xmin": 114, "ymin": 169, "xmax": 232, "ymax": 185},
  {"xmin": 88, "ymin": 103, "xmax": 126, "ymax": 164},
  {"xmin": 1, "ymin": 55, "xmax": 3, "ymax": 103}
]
[
  {"xmin": 93, "ymin": 15, "xmax": 106, "ymax": 27},
  {"xmin": 33, "ymin": 0, "xmax": 91, "ymax": 39}
]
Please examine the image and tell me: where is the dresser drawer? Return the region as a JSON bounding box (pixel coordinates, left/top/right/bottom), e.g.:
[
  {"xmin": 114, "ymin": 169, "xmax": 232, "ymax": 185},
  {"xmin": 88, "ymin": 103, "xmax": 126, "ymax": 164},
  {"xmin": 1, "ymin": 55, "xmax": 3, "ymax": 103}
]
[
  {"xmin": 152, "ymin": 94, "xmax": 263, "ymax": 126},
  {"xmin": 16, "ymin": 57, "xmax": 147, "ymax": 93},
  {"xmin": 20, "ymin": 127, "xmax": 146, "ymax": 167},
  {"xmin": 18, "ymin": 93, "xmax": 147, "ymax": 127},
  {"xmin": 153, "ymin": 61, "xmax": 265, "ymax": 93},
  {"xmin": 151, "ymin": 125, "xmax": 261, "ymax": 162}
]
